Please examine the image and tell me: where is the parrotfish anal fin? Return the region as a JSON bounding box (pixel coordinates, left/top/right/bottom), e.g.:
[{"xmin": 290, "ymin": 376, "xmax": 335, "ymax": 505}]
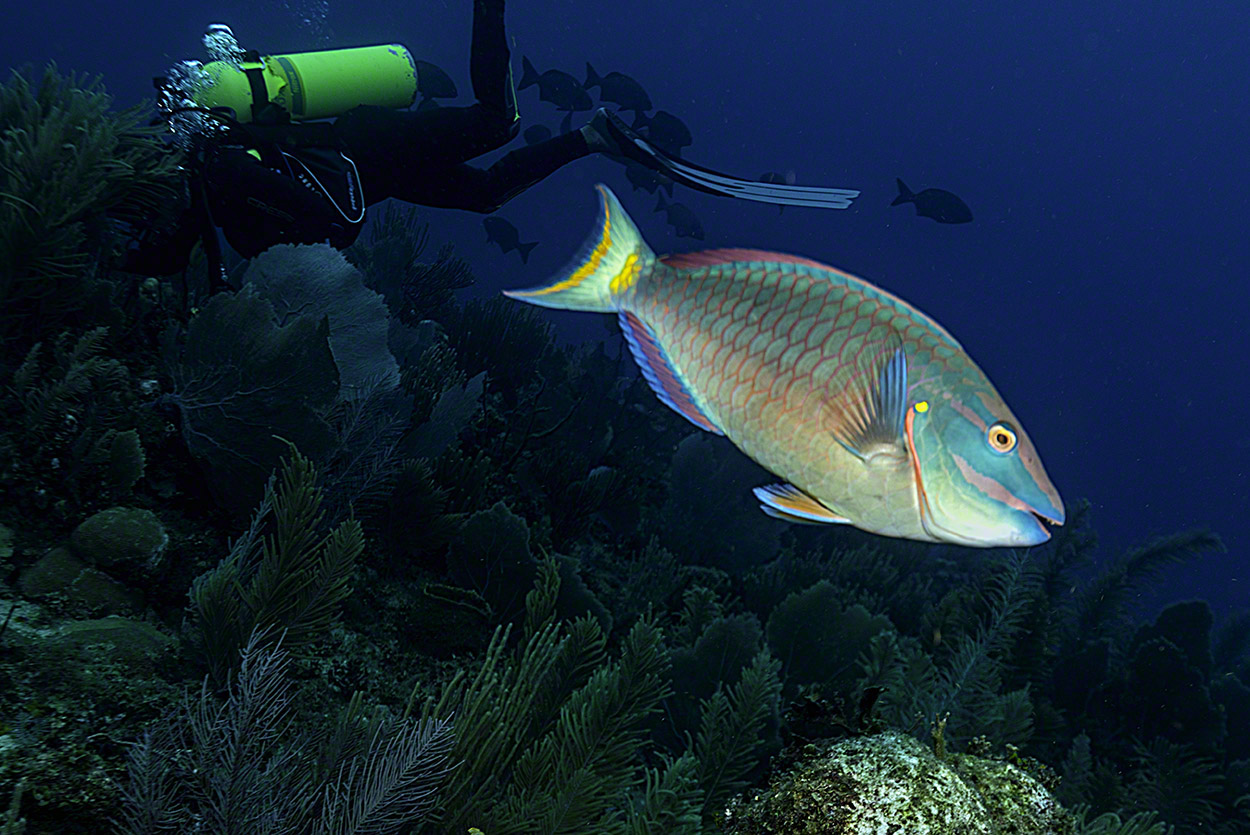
[
  {"xmin": 825, "ymin": 335, "xmax": 910, "ymax": 463},
  {"xmin": 754, "ymin": 483, "xmax": 851, "ymax": 524},
  {"xmin": 619, "ymin": 311, "xmax": 723, "ymax": 435}
]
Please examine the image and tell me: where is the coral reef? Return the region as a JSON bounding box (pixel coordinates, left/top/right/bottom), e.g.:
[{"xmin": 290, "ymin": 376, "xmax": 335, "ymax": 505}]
[
  {"xmin": 0, "ymin": 64, "xmax": 181, "ymax": 347},
  {"xmin": 722, "ymin": 730, "xmax": 1075, "ymax": 834},
  {"xmin": 0, "ymin": 69, "xmax": 1243, "ymax": 834}
]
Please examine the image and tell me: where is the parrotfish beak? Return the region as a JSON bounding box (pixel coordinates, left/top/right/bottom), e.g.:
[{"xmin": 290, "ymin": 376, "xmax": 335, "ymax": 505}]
[
  {"xmin": 1009, "ymin": 460, "xmax": 1065, "ymax": 544},
  {"xmin": 1011, "ymin": 497, "xmax": 1066, "ymax": 546}
]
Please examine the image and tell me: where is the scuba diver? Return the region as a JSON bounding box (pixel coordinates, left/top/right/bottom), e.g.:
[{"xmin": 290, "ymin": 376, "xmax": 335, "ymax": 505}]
[{"xmin": 123, "ymin": 0, "xmax": 860, "ymax": 284}]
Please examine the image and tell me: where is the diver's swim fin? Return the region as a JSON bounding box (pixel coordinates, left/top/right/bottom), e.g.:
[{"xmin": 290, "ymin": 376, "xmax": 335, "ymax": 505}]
[{"xmin": 596, "ymin": 109, "xmax": 860, "ymax": 210}]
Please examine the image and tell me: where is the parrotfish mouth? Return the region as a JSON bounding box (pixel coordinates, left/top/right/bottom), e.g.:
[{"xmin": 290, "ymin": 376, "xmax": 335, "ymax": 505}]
[
  {"xmin": 1027, "ymin": 506, "xmax": 1065, "ymax": 541},
  {"xmin": 923, "ymin": 503, "xmax": 1061, "ymax": 547},
  {"xmin": 913, "ymin": 462, "xmax": 1065, "ymax": 547}
]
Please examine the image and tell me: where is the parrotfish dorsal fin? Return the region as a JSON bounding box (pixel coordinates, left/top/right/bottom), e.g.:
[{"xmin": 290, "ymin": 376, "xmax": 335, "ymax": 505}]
[
  {"xmin": 824, "ymin": 337, "xmax": 910, "ymax": 464},
  {"xmin": 754, "ymin": 483, "xmax": 850, "ymax": 524},
  {"xmin": 661, "ymin": 249, "xmax": 834, "ymax": 272},
  {"xmin": 619, "ymin": 311, "xmax": 723, "ymax": 435}
]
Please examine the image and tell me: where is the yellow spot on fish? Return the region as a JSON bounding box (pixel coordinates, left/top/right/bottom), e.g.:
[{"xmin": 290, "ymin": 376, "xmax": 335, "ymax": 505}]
[
  {"xmin": 915, "ymin": 401, "xmax": 929, "ymax": 413},
  {"xmin": 609, "ymin": 252, "xmax": 640, "ymax": 295}
]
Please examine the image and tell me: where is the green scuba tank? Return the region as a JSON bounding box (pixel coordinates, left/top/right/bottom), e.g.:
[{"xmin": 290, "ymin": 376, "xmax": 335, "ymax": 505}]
[{"xmin": 193, "ymin": 37, "xmax": 418, "ymax": 122}]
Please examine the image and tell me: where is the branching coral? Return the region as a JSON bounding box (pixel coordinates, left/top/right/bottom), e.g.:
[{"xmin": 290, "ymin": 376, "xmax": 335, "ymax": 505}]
[
  {"xmin": 189, "ymin": 447, "xmax": 362, "ymax": 686},
  {"xmin": 875, "ymin": 551, "xmax": 1037, "ymax": 748},
  {"xmin": 421, "ymin": 555, "xmax": 672, "ymax": 834},
  {"xmin": 0, "ymin": 64, "xmax": 181, "ymax": 345},
  {"xmin": 345, "ymin": 201, "xmax": 475, "ymax": 326},
  {"xmin": 1073, "ymin": 530, "xmax": 1224, "ymax": 642},
  {"xmin": 116, "ymin": 631, "xmax": 452, "ymax": 834},
  {"xmin": 2, "ymin": 327, "xmax": 148, "ymax": 512}
]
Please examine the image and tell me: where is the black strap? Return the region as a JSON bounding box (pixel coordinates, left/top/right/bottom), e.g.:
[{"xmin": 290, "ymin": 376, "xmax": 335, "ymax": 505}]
[
  {"xmin": 242, "ymin": 51, "xmax": 270, "ymax": 124},
  {"xmin": 241, "ymin": 121, "xmax": 346, "ymax": 150}
]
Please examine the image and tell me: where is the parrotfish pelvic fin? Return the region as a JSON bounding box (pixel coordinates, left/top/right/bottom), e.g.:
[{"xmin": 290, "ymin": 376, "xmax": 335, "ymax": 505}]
[
  {"xmin": 754, "ymin": 483, "xmax": 851, "ymax": 524},
  {"xmin": 501, "ymin": 184, "xmax": 656, "ymax": 313},
  {"xmin": 826, "ymin": 339, "xmax": 911, "ymax": 465},
  {"xmin": 619, "ymin": 311, "xmax": 723, "ymax": 434}
]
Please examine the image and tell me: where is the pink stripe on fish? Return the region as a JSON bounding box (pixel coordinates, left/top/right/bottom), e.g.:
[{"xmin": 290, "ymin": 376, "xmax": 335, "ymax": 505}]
[
  {"xmin": 948, "ymin": 398, "xmax": 988, "ymax": 432},
  {"xmin": 951, "ymin": 452, "xmax": 1037, "ymax": 517}
]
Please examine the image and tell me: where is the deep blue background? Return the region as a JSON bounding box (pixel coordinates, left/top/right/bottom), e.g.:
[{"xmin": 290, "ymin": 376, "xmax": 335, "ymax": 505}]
[{"xmin": 4, "ymin": 0, "xmax": 1245, "ymax": 611}]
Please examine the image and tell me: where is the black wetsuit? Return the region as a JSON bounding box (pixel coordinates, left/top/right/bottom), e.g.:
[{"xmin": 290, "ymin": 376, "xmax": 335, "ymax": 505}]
[{"xmin": 124, "ymin": 0, "xmax": 590, "ymax": 274}]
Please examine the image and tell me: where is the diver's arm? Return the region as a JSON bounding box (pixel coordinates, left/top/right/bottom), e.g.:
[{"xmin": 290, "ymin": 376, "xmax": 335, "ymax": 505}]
[{"xmin": 118, "ymin": 203, "xmax": 203, "ymax": 276}]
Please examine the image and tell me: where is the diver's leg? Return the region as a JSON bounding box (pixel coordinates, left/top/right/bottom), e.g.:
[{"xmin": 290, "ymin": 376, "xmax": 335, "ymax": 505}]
[
  {"xmin": 470, "ymin": 0, "xmax": 517, "ymax": 122},
  {"xmin": 408, "ymin": 130, "xmax": 591, "ymax": 212},
  {"xmin": 334, "ymin": 0, "xmax": 516, "ymax": 174},
  {"xmin": 432, "ymin": 0, "xmax": 519, "ymax": 156}
]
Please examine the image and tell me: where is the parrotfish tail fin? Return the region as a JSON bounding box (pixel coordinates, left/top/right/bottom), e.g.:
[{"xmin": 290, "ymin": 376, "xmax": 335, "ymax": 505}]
[
  {"xmin": 891, "ymin": 178, "xmax": 914, "ymax": 206},
  {"xmin": 517, "ymin": 240, "xmax": 539, "ymax": 264},
  {"xmin": 502, "ymin": 184, "xmax": 656, "ymax": 313},
  {"xmin": 520, "ymin": 56, "xmax": 539, "ymax": 90},
  {"xmin": 584, "ymin": 61, "xmax": 601, "ymax": 90}
]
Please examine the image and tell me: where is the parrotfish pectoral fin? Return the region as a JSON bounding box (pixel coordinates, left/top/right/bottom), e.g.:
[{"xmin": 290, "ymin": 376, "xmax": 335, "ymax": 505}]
[
  {"xmin": 754, "ymin": 483, "xmax": 851, "ymax": 524},
  {"xmin": 502, "ymin": 184, "xmax": 656, "ymax": 313},
  {"xmin": 826, "ymin": 339, "xmax": 911, "ymax": 464},
  {"xmin": 619, "ymin": 311, "xmax": 722, "ymax": 434}
]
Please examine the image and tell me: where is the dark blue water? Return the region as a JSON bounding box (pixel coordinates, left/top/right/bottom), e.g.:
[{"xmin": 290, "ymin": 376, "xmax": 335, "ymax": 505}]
[{"xmin": 4, "ymin": 0, "xmax": 1245, "ymax": 610}]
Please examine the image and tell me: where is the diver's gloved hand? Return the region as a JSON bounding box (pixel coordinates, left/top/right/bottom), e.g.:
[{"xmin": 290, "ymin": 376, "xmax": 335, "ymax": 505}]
[{"xmin": 580, "ymin": 108, "xmax": 628, "ymax": 160}]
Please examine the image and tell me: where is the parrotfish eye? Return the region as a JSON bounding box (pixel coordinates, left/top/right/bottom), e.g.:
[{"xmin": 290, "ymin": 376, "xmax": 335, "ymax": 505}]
[{"xmin": 986, "ymin": 421, "xmax": 1018, "ymax": 454}]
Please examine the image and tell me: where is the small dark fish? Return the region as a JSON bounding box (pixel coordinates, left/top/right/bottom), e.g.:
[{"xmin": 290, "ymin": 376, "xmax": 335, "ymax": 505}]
[
  {"xmin": 632, "ymin": 110, "xmax": 692, "ymax": 156},
  {"xmin": 484, "ymin": 216, "xmax": 539, "ymax": 263},
  {"xmin": 416, "ymin": 97, "xmax": 441, "ymax": 112},
  {"xmin": 583, "ymin": 62, "xmax": 652, "ymax": 114},
  {"xmin": 655, "ymin": 192, "xmax": 704, "ymax": 240},
  {"xmin": 625, "ymin": 161, "xmax": 675, "ymax": 196},
  {"xmin": 415, "ymin": 60, "xmax": 457, "ymax": 99},
  {"xmin": 519, "ymin": 57, "xmax": 592, "ymax": 112},
  {"xmin": 523, "ymin": 124, "xmax": 553, "ymax": 146},
  {"xmin": 759, "ymin": 172, "xmax": 789, "ymax": 215},
  {"xmin": 891, "ymin": 178, "xmax": 973, "ymax": 224}
]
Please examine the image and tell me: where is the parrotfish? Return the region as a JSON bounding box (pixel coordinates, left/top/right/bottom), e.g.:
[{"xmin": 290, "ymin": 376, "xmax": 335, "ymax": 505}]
[{"xmin": 504, "ymin": 186, "xmax": 1063, "ymax": 546}]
